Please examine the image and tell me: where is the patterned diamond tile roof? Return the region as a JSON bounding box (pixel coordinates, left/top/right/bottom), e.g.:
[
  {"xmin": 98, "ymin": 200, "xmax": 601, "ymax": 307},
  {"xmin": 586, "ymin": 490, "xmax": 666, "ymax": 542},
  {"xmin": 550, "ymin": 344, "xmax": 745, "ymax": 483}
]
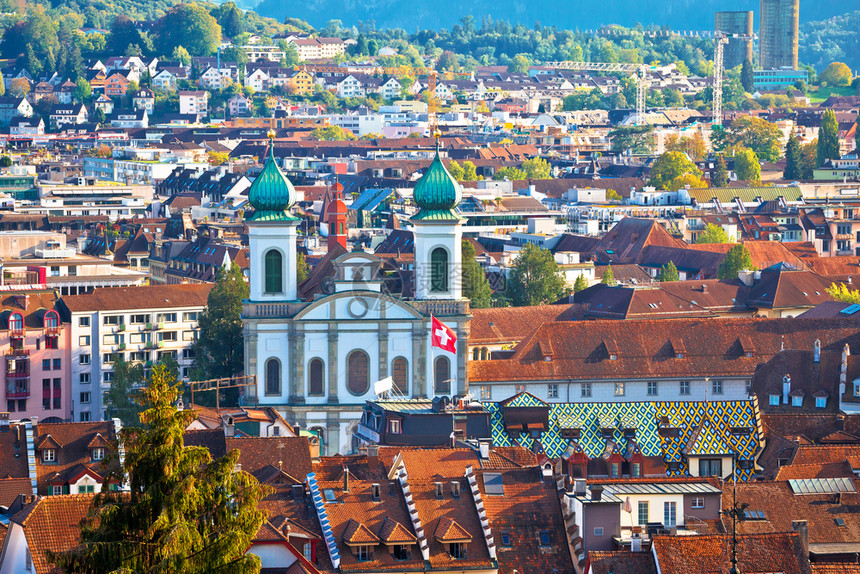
[{"xmin": 485, "ymin": 396, "xmax": 763, "ymax": 481}]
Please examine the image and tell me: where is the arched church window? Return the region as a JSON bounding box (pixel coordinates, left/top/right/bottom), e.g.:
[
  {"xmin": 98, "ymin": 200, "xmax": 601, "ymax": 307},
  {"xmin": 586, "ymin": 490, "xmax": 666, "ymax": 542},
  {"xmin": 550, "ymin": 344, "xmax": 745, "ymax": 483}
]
[
  {"xmin": 391, "ymin": 357, "xmax": 408, "ymax": 395},
  {"xmin": 472, "ymin": 348, "xmax": 480, "ymax": 361},
  {"xmin": 347, "ymin": 350, "xmax": 369, "ymax": 395},
  {"xmin": 434, "ymin": 356, "xmax": 451, "ymax": 395},
  {"xmin": 264, "ymin": 249, "xmax": 283, "ymax": 294},
  {"xmin": 430, "ymin": 247, "xmax": 449, "ymax": 292},
  {"xmin": 265, "ymin": 358, "xmax": 281, "ymax": 396},
  {"xmin": 308, "ymin": 358, "xmax": 324, "ymax": 396}
]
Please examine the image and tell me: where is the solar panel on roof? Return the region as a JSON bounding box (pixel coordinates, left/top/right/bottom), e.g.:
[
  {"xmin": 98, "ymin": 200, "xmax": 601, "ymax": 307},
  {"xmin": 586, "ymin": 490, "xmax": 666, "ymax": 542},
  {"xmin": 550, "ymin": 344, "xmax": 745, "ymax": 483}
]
[{"xmin": 839, "ymin": 304, "xmax": 860, "ymax": 315}]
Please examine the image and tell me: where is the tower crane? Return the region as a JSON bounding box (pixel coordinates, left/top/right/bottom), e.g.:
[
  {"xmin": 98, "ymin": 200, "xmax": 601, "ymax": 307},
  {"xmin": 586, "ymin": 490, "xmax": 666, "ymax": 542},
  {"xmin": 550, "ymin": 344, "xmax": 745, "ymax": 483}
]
[
  {"xmin": 712, "ymin": 31, "xmax": 757, "ymax": 127},
  {"xmin": 543, "ymin": 61, "xmax": 651, "ymax": 125}
]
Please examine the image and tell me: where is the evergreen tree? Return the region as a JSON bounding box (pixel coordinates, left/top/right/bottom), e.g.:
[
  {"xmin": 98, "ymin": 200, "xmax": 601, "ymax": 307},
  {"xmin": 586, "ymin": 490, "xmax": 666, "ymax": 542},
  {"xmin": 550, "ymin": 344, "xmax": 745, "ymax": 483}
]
[
  {"xmin": 220, "ymin": 4, "xmax": 244, "ymax": 38},
  {"xmin": 656, "ymin": 261, "xmax": 679, "ymax": 282},
  {"xmin": 712, "ymin": 155, "xmax": 729, "ymax": 187},
  {"xmin": 573, "ymin": 274, "xmax": 589, "ymax": 293},
  {"xmin": 462, "ymin": 240, "xmax": 492, "ymax": 308},
  {"xmin": 740, "ymin": 58, "xmax": 754, "ymax": 92},
  {"xmin": 24, "ymin": 44, "xmax": 41, "ymax": 77},
  {"xmin": 817, "ymin": 109, "xmax": 840, "ymax": 167},
  {"xmin": 784, "ymin": 131, "xmax": 803, "ymax": 180},
  {"xmin": 718, "ymin": 244, "xmax": 755, "ymax": 280},
  {"xmin": 507, "ymin": 243, "xmax": 566, "ymax": 306},
  {"xmin": 601, "ymin": 266, "xmax": 616, "ymax": 286},
  {"xmin": 191, "ymin": 264, "xmax": 248, "ymax": 399},
  {"xmin": 49, "ymin": 365, "xmax": 268, "ymax": 574},
  {"xmin": 92, "ymin": 107, "xmax": 106, "ymax": 125}
]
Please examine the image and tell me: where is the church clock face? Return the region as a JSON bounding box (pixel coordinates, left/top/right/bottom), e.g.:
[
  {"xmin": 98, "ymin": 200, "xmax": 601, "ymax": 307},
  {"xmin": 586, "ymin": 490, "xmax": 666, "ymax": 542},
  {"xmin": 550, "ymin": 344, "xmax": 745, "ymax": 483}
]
[{"xmin": 347, "ymin": 297, "xmax": 369, "ymax": 319}]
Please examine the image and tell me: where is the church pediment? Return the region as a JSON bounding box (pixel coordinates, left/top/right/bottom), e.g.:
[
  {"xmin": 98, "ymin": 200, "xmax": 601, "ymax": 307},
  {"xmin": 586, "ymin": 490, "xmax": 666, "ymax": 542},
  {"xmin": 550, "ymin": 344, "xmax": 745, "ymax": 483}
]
[{"xmin": 294, "ymin": 290, "xmax": 424, "ymax": 322}]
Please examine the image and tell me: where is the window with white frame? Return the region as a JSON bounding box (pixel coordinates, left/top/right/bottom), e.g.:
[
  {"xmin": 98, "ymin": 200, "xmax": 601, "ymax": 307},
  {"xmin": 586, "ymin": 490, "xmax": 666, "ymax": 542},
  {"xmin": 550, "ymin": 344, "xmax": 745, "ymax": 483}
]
[
  {"xmin": 581, "ymin": 383, "xmax": 592, "ymax": 397},
  {"xmin": 614, "ymin": 382, "xmax": 625, "ymax": 396},
  {"xmin": 679, "ymin": 381, "xmax": 690, "ymax": 395},
  {"xmin": 647, "ymin": 381, "xmax": 658, "ymax": 396},
  {"xmin": 712, "ymin": 380, "xmax": 723, "ymax": 395},
  {"xmin": 548, "ymin": 384, "xmax": 558, "ymax": 398},
  {"xmin": 815, "ymin": 396, "xmax": 826, "ymax": 408},
  {"xmin": 664, "ymin": 501, "xmax": 677, "ymax": 527},
  {"xmin": 43, "ymin": 449, "xmax": 56, "ymax": 462},
  {"xmin": 80, "ymin": 373, "xmax": 90, "ymax": 384},
  {"xmin": 691, "ymin": 497, "xmax": 705, "ymax": 509},
  {"xmin": 79, "ymin": 335, "xmax": 90, "ymax": 346},
  {"xmin": 80, "ymin": 354, "xmax": 91, "ymax": 365},
  {"xmin": 480, "ymin": 386, "xmax": 491, "ymax": 400}
]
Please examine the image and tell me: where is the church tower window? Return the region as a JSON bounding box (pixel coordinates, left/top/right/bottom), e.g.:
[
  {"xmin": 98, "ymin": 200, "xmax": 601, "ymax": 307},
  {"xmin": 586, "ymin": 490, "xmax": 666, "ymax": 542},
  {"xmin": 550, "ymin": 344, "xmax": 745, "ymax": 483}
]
[
  {"xmin": 308, "ymin": 358, "xmax": 324, "ymax": 396},
  {"xmin": 264, "ymin": 249, "xmax": 283, "ymax": 294},
  {"xmin": 430, "ymin": 247, "xmax": 449, "ymax": 293},
  {"xmin": 347, "ymin": 350, "xmax": 370, "ymax": 395},
  {"xmin": 265, "ymin": 358, "xmax": 281, "ymax": 396},
  {"xmin": 434, "ymin": 356, "xmax": 451, "ymax": 395},
  {"xmin": 392, "ymin": 357, "xmax": 409, "ymax": 395}
]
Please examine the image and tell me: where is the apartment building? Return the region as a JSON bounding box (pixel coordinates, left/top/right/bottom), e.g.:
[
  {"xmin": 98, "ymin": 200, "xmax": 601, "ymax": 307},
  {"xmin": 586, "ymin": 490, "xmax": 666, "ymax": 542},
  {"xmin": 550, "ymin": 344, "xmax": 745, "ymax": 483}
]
[
  {"xmin": 57, "ymin": 284, "xmax": 212, "ymax": 422},
  {"xmin": 287, "ymin": 37, "xmax": 346, "ymax": 60}
]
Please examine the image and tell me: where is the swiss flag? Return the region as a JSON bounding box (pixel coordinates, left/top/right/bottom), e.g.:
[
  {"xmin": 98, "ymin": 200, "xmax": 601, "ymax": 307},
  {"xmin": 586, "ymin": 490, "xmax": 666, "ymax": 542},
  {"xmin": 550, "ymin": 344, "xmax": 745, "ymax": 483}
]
[{"xmin": 431, "ymin": 315, "xmax": 457, "ymax": 354}]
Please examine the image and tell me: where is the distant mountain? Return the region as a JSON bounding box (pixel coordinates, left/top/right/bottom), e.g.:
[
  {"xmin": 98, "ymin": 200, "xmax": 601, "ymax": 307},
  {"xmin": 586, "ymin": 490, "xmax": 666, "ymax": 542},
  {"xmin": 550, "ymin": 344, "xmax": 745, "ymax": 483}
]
[
  {"xmin": 800, "ymin": 10, "xmax": 860, "ymax": 71},
  {"xmin": 252, "ymin": 0, "xmax": 851, "ymax": 32}
]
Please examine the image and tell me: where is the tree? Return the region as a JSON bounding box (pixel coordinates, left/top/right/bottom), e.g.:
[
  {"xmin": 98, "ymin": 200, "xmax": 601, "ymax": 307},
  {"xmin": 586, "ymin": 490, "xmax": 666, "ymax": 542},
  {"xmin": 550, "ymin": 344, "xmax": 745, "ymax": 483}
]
[
  {"xmin": 572, "ymin": 273, "xmax": 589, "ymax": 293},
  {"xmin": 208, "ymin": 151, "xmax": 229, "ymax": 165},
  {"xmin": 601, "ymin": 266, "xmax": 616, "ymax": 286},
  {"xmin": 507, "ymin": 243, "xmax": 566, "ymax": 306},
  {"xmin": 0, "ymin": 69, "xmax": 4, "ymax": 96},
  {"xmin": 606, "ymin": 189, "xmax": 622, "ymax": 202},
  {"xmin": 741, "ymin": 58, "xmax": 754, "ymax": 92},
  {"xmin": 191, "ymin": 264, "xmax": 248, "ymax": 390},
  {"xmin": 74, "ymin": 77, "xmax": 92, "ymax": 102},
  {"xmin": 826, "ymin": 283, "xmax": 860, "ymax": 304},
  {"xmin": 800, "ymin": 140, "xmax": 818, "ymax": 179},
  {"xmin": 296, "ymin": 252, "xmax": 310, "ymax": 284},
  {"xmin": 819, "ymin": 62, "xmax": 852, "ymax": 87},
  {"xmin": 648, "ymin": 151, "xmax": 703, "ymax": 190},
  {"xmin": 817, "ymin": 109, "xmax": 840, "ymax": 167},
  {"xmin": 726, "ymin": 116, "xmax": 783, "ymax": 163},
  {"xmin": 9, "ymin": 78, "xmax": 29, "ymax": 97},
  {"xmin": 154, "ymin": 4, "xmax": 222, "ymax": 57},
  {"xmin": 784, "ymin": 131, "xmax": 803, "ymax": 180},
  {"xmin": 493, "ymin": 166, "xmax": 527, "ymax": 181},
  {"xmin": 219, "ymin": 3, "xmax": 244, "ymax": 38},
  {"xmin": 437, "ymin": 50, "xmax": 457, "ymax": 71},
  {"xmin": 712, "ymin": 155, "xmax": 729, "ymax": 187},
  {"xmin": 508, "ymin": 53, "xmax": 529, "ymax": 73},
  {"xmin": 733, "ymin": 147, "xmax": 761, "ymax": 183},
  {"xmin": 460, "ymin": 161, "xmax": 479, "ymax": 181},
  {"xmin": 49, "ymin": 364, "xmax": 267, "ymax": 574},
  {"xmin": 309, "ymin": 125, "xmax": 356, "ymax": 141},
  {"xmin": 521, "ymin": 157, "xmax": 551, "ymax": 179},
  {"xmin": 462, "ymin": 240, "xmax": 492, "ymax": 308},
  {"xmin": 718, "ymin": 244, "xmax": 755, "ymax": 280},
  {"xmin": 103, "ymin": 358, "xmax": 144, "ymax": 426},
  {"xmin": 172, "ymin": 46, "xmax": 192, "ymax": 66},
  {"xmin": 106, "ymin": 15, "xmax": 148, "ymax": 57},
  {"xmin": 656, "ymin": 261, "xmax": 679, "ymax": 282},
  {"xmin": 447, "ymin": 160, "xmax": 464, "ymax": 181},
  {"xmin": 696, "ymin": 223, "xmax": 731, "ymax": 244},
  {"xmin": 666, "ymin": 173, "xmax": 708, "ymax": 192},
  {"xmin": 609, "ymin": 125, "xmax": 655, "ymax": 155},
  {"xmin": 0, "ymin": 156, "xmax": 11, "ymax": 168}
]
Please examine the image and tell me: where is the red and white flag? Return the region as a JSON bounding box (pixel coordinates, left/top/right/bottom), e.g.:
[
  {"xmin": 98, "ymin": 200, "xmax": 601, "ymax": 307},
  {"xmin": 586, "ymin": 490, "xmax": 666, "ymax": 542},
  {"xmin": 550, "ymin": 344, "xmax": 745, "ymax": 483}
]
[{"xmin": 431, "ymin": 315, "xmax": 457, "ymax": 354}]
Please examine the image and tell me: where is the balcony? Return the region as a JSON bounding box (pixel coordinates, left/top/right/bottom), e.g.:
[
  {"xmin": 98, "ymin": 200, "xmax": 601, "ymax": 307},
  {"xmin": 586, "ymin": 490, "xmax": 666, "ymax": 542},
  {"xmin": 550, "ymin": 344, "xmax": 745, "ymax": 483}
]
[
  {"xmin": 46, "ymin": 325, "xmax": 60, "ymax": 336},
  {"xmin": 6, "ymin": 348, "xmax": 29, "ymax": 357},
  {"xmin": 6, "ymin": 382, "xmax": 29, "ymax": 399},
  {"xmin": 145, "ymin": 322, "xmax": 153, "ymax": 330},
  {"xmin": 241, "ymin": 301, "xmax": 308, "ymax": 319},
  {"xmin": 116, "ymin": 324, "xmax": 126, "ymax": 332},
  {"xmin": 118, "ymin": 343, "xmax": 127, "ymax": 351}
]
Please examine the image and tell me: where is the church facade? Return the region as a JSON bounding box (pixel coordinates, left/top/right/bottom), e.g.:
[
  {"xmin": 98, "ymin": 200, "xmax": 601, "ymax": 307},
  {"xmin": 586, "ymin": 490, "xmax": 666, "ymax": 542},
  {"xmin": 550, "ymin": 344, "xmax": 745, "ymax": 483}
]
[{"xmin": 243, "ymin": 135, "xmax": 471, "ymax": 455}]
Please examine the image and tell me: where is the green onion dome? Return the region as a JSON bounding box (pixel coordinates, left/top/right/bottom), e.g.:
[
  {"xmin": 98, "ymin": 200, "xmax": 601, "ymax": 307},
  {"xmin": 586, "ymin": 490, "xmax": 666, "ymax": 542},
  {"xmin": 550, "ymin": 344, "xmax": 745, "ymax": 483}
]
[
  {"xmin": 246, "ymin": 133, "xmax": 299, "ymax": 222},
  {"xmin": 410, "ymin": 142, "xmax": 463, "ymax": 222}
]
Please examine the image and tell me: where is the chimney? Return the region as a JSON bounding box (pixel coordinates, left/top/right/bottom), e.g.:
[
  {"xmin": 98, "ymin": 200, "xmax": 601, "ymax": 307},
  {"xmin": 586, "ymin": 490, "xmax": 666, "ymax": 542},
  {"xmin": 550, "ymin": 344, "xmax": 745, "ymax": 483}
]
[
  {"xmin": 792, "ymin": 520, "xmax": 809, "ymax": 557},
  {"xmin": 814, "ymin": 339, "xmax": 821, "ymax": 363},
  {"xmin": 479, "ymin": 441, "xmax": 490, "ymax": 460},
  {"xmin": 223, "ymin": 415, "xmax": 235, "ymax": 437},
  {"xmin": 343, "ymin": 466, "xmax": 350, "ymax": 493},
  {"xmin": 574, "ymin": 478, "xmax": 587, "ymax": 496},
  {"xmin": 367, "ymin": 444, "xmax": 379, "ymax": 467},
  {"xmin": 783, "ymin": 374, "xmax": 791, "ymax": 405},
  {"xmin": 701, "ymin": 284, "xmax": 708, "ymax": 293},
  {"xmin": 589, "ymin": 485, "xmax": 604, "ymax": 502}
]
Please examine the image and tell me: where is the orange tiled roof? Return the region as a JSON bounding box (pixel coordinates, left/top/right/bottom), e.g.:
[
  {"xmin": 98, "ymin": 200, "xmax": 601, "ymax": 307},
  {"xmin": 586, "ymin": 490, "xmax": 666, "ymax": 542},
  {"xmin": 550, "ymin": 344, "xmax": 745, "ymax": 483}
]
[
  {"xmin": 652, "ymin": 532, "xmax": 811, "ymax": 574},
  {"xmin": 11, "ymin": 494, "xmax": 95, "ymax": 574},
  {"xmin": 60, "ymin": 284, "xmax": 212, "ymax": 312},
  {"xmin": 434, "ymin": 516, "xmax": 472, "ymax": 543},
  {"xmin": 342, "ymin": 518, "xmax": 380, "ymax": 545},
  {"xmin": 378, "ymin": 517, "xmax": 417, "ymax": 544}
]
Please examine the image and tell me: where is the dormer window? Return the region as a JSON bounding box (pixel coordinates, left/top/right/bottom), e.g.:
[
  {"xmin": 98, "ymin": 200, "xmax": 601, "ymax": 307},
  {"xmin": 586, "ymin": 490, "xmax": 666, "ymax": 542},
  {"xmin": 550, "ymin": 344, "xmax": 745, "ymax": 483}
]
[
  {"xmin": 450, "ymin": 481, "xmax": 461, "ymax": 499},
  {"xmin": 92, "ymin": 448, "xmax": 105, "ymax": 461},
  {"xmin": 449, "ymin": 542, "xmax": 466, "ymax": 559},
  {"xmin": 43, "ymin": 449, "xmax": 56, "ymax": 462},
  {"xmin": 9, "ymin": 312, "xmax": 23, "ymax": 337},
  {"xmin": 435, "ymin": 482, "xmax": 444, "ymax": 500},
  {"xmin": 769, "ymin": 394, "xmax": 780, "ymax": 406},
  {"xmin": 370, "ymin": 483, "xmax": 381, "ymax": 502},
  {"xmin": 354, "ymin": 546, "xmax": 373, "ymax": 562},
  {"xmin": 609, "ymin": 353, "xmax": 618, "ymax": 361},
  {"xmin": 791, "ymin": 395, "xmax": 803, "ymax": 407}
]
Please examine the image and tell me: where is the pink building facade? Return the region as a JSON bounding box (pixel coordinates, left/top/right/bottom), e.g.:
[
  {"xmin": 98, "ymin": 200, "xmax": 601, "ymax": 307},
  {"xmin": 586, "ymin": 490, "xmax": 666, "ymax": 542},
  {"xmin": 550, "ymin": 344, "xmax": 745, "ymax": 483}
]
[{"xmin": 3, "ymin": 292, "xmax": 70, "ymax": 422}]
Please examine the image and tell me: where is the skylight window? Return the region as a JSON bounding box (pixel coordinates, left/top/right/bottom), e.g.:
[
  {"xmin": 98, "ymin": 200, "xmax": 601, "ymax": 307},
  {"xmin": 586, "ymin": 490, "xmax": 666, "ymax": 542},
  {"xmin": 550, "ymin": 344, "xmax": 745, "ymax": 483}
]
[
  {"xmin": 484, "ymin": 473, "xmax": 504, "ymax": 496},
  {"xmin": 743, "ymin": 510, "xmax": 766, "ymax": 520},
  {"xmin": 323, "ymin": 488, "xmax": 337, "ymax": 503}
]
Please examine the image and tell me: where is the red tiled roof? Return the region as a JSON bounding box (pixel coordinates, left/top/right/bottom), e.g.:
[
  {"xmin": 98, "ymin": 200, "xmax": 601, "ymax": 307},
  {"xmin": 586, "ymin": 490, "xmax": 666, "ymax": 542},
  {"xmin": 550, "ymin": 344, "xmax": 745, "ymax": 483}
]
[
  {"xmin": 61, "ymin": 284, "xmax": 212, "ymax": 312},
  {"xmin": 652, "ymin": 532, "xmax": 811, "ymax": 574},
  {"xmin": 587, "ymin": 550, "xmax": 656, "ymax": 574},
  {"xmin": 11, "ymin": 494, "xmax": 95, "ymax": 574},
  {"xmin": 433, "ymin": 516, "xmax": 472, "ymax": 542},
  {"xmin": 774, "ymin": 461, "xmax": 855, "ymax": 480},
  {"xmin": 342, "ymin": 518, "xmax": 380, "ymax": 544},
  {"xmin": 468, "ymin": 304, "xmax": 585, "ymax": 345},
  {"xmin": 378, "ymin": 517, "xmax": 417, "ymax": 544}
]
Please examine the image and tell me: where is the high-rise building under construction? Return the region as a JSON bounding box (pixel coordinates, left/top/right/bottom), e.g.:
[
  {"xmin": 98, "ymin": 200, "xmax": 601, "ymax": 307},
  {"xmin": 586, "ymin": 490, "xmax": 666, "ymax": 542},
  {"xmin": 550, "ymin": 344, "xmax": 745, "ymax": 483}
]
[
  {"xmin": 759, "ymin": 0, "xmax": 799, "ymax": 70},
  {"xmin": 715, "ymin": 11, "xmax": 754, "ymax": 69}
]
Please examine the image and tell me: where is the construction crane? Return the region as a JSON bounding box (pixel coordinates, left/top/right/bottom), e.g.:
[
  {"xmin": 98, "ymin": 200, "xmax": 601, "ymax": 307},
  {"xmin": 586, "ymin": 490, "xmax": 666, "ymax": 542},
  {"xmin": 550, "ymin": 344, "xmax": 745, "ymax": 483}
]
[
  {"xmin": 712, "ymin": 31, "xmax": 757, "ymax": 127},
  {"xmin": 543, "ymin": 61, "xmax": 651, "ymax": 125}
]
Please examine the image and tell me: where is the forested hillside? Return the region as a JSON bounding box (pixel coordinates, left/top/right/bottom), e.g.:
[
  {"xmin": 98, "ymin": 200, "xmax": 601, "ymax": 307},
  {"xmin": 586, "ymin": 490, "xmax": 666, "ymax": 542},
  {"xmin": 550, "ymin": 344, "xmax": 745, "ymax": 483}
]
[{"xmin": 799, "ymin": 10, "xmax": 860, "ymax": 72}]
